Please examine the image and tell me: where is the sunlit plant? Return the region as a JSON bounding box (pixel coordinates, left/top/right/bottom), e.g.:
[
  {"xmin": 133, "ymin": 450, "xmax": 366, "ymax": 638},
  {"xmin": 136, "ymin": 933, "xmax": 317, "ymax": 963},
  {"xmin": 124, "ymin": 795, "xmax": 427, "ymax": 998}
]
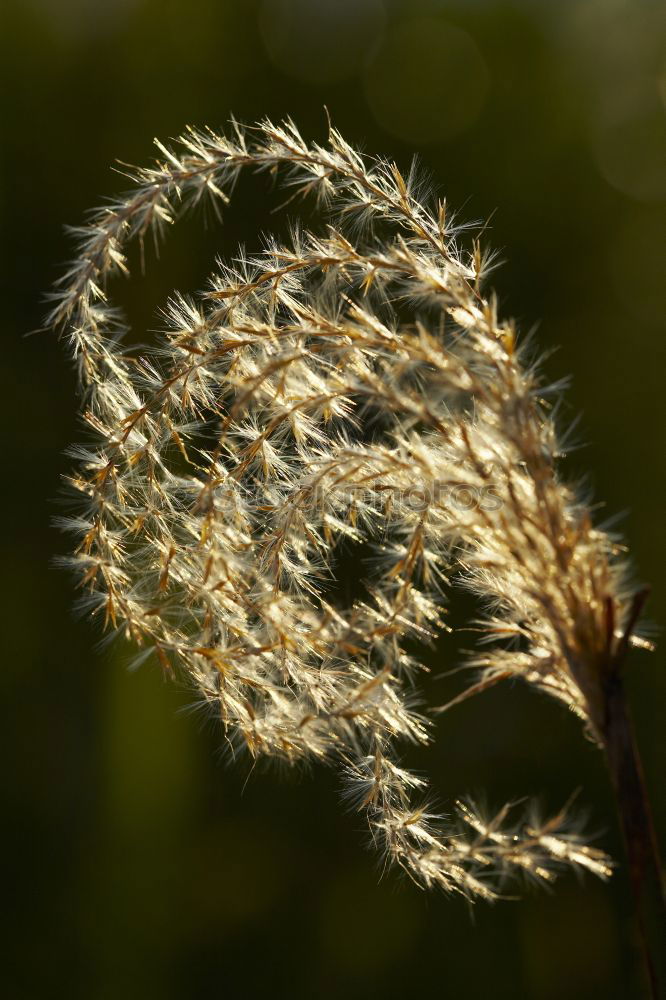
[{"xmin": 49, "ymin": 119, "xmax": 661, "ymax": 918}]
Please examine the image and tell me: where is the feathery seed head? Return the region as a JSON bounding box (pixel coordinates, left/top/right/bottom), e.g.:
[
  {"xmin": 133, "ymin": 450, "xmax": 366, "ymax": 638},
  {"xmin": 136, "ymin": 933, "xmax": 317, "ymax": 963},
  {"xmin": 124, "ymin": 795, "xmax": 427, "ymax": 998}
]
[{"xmin": 50, "ymin": 116, "xmax": 644, "ymax": 899}]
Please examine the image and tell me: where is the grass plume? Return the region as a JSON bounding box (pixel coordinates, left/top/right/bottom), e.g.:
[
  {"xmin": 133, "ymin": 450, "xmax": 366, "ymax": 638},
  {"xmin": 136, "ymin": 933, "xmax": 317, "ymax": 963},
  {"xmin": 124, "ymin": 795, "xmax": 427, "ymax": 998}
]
[{"xmin": 48, "ymin": 118, "xmax": 662, "ymax": 918}]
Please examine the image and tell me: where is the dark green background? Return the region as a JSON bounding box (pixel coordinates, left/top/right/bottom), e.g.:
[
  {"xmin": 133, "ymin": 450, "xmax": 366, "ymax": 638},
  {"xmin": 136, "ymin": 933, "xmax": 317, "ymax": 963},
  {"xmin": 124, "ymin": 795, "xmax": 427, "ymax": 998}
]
[{"xmin": 2, "ymin": 1, "xmax": 664, "ymax": 997}]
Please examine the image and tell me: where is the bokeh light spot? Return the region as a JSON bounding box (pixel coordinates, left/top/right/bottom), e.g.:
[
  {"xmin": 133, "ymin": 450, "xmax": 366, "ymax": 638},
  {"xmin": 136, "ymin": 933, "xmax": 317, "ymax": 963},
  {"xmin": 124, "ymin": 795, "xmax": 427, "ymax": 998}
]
[
  {"xmin": 363, "ymin": 18, "xmax": 489, "ymax": 143},
  {"xmin": 21, "ymin": 0, "xmax": 141, "ymax": 41},
  {"xmin": 591, "ymin": 109, "xmax": 666, "ymax": 203},
  {"xmin": 259, "ymin": 0, "xmax": 386, "ymax": 85}
]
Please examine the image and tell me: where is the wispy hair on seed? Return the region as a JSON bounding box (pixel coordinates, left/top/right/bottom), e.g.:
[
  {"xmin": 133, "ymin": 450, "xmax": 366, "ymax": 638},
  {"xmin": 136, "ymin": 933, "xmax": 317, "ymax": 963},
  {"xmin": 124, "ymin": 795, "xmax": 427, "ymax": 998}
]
[{"xmin": 50, "ymin": 116, "xmax": 656, "ymax": 900}]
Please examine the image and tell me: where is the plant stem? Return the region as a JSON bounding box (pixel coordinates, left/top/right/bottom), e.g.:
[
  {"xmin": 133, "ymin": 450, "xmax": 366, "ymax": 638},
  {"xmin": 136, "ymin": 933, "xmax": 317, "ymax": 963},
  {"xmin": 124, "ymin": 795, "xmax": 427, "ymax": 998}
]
[{"xmin": 602, "ymin": 592, "xmax": 665, "ymax": 999}]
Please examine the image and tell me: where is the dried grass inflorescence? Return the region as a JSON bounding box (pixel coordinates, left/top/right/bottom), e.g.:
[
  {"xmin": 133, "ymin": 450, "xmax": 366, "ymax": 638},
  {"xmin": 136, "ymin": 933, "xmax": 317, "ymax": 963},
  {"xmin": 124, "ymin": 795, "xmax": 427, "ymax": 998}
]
[{"xmin": 50, "ymin": 117, "xmax": 641, "ymax": 899}]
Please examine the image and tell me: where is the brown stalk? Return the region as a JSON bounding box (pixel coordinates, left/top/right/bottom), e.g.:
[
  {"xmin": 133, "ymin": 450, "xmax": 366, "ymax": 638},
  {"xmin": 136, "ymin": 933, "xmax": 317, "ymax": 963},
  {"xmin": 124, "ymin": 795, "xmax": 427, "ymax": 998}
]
[{"xmin": 602, "ymin": 589, "xmax": 665, "ymax": 999}]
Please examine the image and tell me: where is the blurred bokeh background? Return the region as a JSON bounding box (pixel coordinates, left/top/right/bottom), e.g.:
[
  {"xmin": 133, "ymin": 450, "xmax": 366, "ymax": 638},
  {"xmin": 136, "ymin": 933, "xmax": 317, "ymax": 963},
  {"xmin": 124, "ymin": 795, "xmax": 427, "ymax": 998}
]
[{"xmin": 2, "ymin": 0, "xmax": 665, "ymax": 997}]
